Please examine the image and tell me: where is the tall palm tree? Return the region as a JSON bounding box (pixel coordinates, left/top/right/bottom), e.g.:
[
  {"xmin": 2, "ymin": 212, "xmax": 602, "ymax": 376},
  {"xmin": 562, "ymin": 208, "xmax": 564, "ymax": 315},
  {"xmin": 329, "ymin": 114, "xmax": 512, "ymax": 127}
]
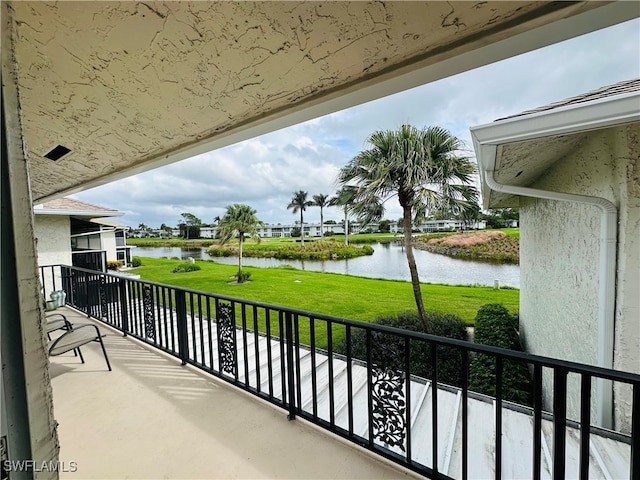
[
  {"xmin": 312, "ymin": 193, "xmax": 330, "ymax": 240},
  {"xmin": 287, "ymin": 190, "xmax": 312, "ymax": 245},
  {"xmin": 338, "ymin": 125, "xmax": 477, "ymax": 328},
  {"xmin": 329, "ymin": 186, "xmax": 357, "ymax": 245},
  {"xmin": 216, "ymin": 204, "xmax": 263, "ymax": 283}
]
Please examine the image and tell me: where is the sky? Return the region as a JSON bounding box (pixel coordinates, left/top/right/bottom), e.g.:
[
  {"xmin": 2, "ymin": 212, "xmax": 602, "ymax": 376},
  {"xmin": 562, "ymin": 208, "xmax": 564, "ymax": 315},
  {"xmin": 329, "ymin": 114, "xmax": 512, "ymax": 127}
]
[{"xmin": 73, "ymin": 19, "xmax": 640, "ymax": 229}]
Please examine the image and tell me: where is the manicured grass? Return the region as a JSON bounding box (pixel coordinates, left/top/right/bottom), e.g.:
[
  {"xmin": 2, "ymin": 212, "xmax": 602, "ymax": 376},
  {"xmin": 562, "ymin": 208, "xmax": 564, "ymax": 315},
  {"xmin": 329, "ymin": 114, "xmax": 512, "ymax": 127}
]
[
  {"xmin": 130, "ymin": 257, "xmax": 519, "ymax": 326},
  {"xmin": 495, "ymin": 228, "xmax": 520, "ymax": 238},
  {"xmin": 128, "ymin": 237, "xmax": 216, "ymax": 247}
]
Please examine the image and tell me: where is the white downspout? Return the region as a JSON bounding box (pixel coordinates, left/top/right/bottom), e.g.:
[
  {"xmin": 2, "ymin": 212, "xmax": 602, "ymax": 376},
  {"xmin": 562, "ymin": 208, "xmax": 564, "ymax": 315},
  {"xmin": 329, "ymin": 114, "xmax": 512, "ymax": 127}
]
[{"xmin": 485, "ymin": 168, "xmax": 617, "ymax": 429}]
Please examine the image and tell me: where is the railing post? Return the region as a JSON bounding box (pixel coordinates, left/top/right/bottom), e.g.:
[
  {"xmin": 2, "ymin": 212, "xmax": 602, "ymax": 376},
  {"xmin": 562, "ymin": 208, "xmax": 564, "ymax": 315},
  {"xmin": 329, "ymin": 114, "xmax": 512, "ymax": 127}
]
[
  {"xmin": 532, "ymin": 364, "xmax": 543, "ymax": 480},
  {"xmin": 61, "ymin": 266, "xmax": 71, "ymax": 307},
  {"xmin": 631, "ymin": 382, "xmax": 639, "ymax": 480},
  {"xmin": 553, "ymin": 368, "xmax": 568, "ymax": 480},
  {"xmin": 118, "ymin": 279, "xmax": 129, "ymax": 336},
  {"xmin": 176, "ymin": 290, "xmax": 189, "ymax": 365},
  {"xmin": 285, "ymin": 312, "xmax": 296, "ymax": 420}
]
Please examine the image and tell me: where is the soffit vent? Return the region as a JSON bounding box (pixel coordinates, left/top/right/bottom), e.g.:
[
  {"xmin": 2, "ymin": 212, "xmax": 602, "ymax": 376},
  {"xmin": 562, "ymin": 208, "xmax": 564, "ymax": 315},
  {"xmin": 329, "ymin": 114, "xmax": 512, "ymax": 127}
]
[{"xmin": 43, "ymin": 145, "xmax": 71, "ymax": 161}]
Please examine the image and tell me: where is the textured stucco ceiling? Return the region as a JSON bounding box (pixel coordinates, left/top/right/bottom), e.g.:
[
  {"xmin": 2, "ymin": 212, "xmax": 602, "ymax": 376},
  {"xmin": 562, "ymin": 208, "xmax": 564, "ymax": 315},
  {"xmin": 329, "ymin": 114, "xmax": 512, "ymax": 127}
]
[{"xmin": 2, "ymin": 1, "xmax": 634, "ymax": 202}]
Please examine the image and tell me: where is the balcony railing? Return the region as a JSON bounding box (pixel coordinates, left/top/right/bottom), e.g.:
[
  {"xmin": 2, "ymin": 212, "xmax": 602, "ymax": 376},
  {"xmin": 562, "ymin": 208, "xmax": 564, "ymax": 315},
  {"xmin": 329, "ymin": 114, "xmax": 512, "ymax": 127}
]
[{"xmin": 40, "ymin": 264, "xmax": 639, "ymax": 479}]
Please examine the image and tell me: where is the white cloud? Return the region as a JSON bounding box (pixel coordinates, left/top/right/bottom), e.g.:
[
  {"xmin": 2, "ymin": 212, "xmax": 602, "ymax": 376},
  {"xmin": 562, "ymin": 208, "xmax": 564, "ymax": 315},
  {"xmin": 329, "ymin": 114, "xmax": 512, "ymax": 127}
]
[{"xmin": 74, "ymin": 19, "xmax": 640, "ymax": 227}]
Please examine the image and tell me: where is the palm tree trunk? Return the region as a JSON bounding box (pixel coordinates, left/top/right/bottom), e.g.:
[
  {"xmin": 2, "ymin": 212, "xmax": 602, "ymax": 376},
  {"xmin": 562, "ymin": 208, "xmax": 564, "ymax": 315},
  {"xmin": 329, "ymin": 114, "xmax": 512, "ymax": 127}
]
[
  {"xmin": 402, "ymin": 206, "xmax": 427, "ymax": 329},
  {"xmin": 344, "ymin": 210, "xmax": 349, "ymax": 245},
  {"xmin": 238, "ymin": 236, "xmax": 244, "ymax": 283},
  {"xmin": 320, "ymin": 208, "xmax": 324, "ymax": 240},
  {"xmin": 300, "ymin": 211, "xmax": 305, "ymax": 245}
]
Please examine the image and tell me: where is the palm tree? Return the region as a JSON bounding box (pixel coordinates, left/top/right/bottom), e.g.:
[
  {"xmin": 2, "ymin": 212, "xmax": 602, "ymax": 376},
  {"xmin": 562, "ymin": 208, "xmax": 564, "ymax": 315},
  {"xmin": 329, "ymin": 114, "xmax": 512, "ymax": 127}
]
[
  {"xmin": 338, "ymin": 125, "xmax": 477, "ymax": 328},
  {"xmin": 329, "ymin": 186, "xmax": 357, "ymax": 245},
  {"xmin": 287, "ymin": 190, "xmax": 313, "ymax": 245},
  {"xmin": 311, "ymin": 194, "xmax": 330, "ymax": 240},
  {"xmin": 216, "ymin": 204, "xmax": 263, "ymax": 284},
  {"xmin": 159, "ymin": 223, "xmax": 173, "ymax": 238}
]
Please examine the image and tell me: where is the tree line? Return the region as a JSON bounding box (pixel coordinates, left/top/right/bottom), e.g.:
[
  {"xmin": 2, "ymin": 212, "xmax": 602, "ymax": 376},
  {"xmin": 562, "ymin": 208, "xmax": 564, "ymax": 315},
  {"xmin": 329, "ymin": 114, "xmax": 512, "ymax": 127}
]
[{"xmin": 134, "ymin": 198, "xmax": 516, "ymax": 241}]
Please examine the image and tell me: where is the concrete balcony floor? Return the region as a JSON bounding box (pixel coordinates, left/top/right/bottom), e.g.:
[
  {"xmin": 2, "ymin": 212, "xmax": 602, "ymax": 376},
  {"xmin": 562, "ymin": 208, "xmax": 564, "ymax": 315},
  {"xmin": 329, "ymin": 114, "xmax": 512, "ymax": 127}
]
[{"xmin": 49, "ymin": 308, "xmax": 418, "ymax": 479}]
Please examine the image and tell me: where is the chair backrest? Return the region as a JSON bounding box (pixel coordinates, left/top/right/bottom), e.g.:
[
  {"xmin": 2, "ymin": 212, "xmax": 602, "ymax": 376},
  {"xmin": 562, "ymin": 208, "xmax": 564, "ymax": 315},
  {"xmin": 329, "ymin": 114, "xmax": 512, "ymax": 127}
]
[
  {"xmin": 49, "ymin": 324, "xmax": 111, "ymax": 371},
  {"xmin": 46, "ymin": 314, "xmax": 72, "ymax": 334}
]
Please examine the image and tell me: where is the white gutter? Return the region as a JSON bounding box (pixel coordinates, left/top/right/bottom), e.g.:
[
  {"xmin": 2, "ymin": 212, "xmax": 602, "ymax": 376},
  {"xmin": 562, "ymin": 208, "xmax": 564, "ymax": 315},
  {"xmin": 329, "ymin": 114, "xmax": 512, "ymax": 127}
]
[
  {"xmin": 469, "ymin": 92, "xmax": 640, "ymax": 429},
  {"xmin": 484, "ymin": 166, "xmax": 617, "ymax": 429}
]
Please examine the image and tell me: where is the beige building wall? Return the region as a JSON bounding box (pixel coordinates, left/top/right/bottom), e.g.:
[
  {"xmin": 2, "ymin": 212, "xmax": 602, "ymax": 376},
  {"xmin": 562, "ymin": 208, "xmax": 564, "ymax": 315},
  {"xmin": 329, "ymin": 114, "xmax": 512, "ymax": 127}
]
[
  {"xmin": 519, "ymin": 124, "xmax": 639, "ymax": 432},
  {"xmin": 101, "ymin": 229, "xmax": 117, "ymax": 262},
  {"xmin": 34, "ymin": 214, "xmax": 72, "ymax": 296}
]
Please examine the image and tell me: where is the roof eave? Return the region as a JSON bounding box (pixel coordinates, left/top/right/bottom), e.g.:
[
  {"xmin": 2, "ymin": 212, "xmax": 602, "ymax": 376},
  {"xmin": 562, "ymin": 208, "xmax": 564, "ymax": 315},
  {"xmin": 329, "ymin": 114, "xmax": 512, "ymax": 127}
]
[
  {"xmin": 34, "ymin": 209, "xmax": 125, "ymax": 218},
  {"xmin": 471, "ymin": 91, "xmax": 640, "ymax": 209}
]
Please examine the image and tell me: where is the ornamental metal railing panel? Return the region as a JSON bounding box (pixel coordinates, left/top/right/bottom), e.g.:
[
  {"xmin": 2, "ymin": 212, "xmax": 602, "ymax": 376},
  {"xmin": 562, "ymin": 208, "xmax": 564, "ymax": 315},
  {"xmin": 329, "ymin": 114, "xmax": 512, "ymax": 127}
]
[{"xmin": 40, "ymin": 264, "xmax": 639, "ymax": 480}]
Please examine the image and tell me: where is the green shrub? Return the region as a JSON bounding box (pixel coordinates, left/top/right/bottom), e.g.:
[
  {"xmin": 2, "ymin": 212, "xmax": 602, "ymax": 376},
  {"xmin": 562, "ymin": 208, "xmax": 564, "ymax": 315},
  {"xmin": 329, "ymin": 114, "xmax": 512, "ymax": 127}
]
[
  {"xmin": 208, "ymin": 246, "xmax": 235, "ymax": 257},
  {"xmin": 131, "ymin": 257, "xmax": 142, "ymax": 267},
  {"xmin": 337, "ymin": 311, "xmax": 469, "ymax": 387},
  {"xmin": 469, "ymin": 304, "xmax": 531, "ymax": 405},
  {"xmin": 171, "ymin": 262, "xmax": 202, "ymax": 273},
  {"xmin": 235, "ymin": 270, "xmax": 251, "ymax": 283},
  {"xmin": 106, "ymin": 260, "xmax": 123, "ymax": 271}
]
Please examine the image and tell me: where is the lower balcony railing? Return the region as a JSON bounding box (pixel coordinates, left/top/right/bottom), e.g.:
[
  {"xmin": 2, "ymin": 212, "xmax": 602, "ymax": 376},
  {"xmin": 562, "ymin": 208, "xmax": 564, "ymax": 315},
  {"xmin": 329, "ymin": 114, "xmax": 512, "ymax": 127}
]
[{"xmin": 40, "ymin": 264, "xmax": 639, "ymax": 479}]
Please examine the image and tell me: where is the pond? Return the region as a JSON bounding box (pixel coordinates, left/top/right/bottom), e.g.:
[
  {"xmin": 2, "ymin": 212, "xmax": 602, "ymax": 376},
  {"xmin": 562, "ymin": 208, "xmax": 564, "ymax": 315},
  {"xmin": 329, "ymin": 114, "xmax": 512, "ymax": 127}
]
[{"xmin": 133, "ymin": 243, "xmax": 520, "ymax": 288}]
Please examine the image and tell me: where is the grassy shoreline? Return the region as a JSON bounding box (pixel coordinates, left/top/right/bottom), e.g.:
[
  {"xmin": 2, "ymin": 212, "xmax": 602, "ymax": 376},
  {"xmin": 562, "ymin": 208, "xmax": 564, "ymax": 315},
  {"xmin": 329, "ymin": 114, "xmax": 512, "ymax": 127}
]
[
  {"xmin": 129, "ymin": 257, "xmax": 519, "ymax": 326},
  {"xmin": 415, "ymin": 230, "xmax": 519, "ymax": 264}
]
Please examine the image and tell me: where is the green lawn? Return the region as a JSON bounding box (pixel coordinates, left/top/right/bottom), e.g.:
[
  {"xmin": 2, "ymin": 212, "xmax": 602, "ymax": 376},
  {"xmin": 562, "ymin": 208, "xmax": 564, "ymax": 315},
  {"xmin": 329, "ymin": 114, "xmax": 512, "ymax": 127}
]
[
  {"xmin": 131, "ymin": 257, "xmax": 519, "ymax": 326},
  {"xmin": 495, "ymin": 228, "xmax": 520, "ymax": 238}
]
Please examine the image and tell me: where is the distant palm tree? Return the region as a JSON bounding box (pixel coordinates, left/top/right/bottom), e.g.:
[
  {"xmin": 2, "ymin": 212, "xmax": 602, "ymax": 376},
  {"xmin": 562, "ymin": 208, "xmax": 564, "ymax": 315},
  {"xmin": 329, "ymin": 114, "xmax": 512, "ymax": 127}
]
[
  {"xmin": 287, "ymin": 190, "xmax": 313, "ymax": 245},
  {"xmin": 159, "ymin": 223, "xmax": 173, "ymax": 238},
  {"xmin": 338, "ymin": 125, "xmax": 477, "ymax": 328},
  {"xmin": 216, "ymin": 204, "xmax": 263, "ymax": 283},
  {"xmin": 329, "ymin": 186, "xmax": 357, "ymax": 245},
  {"xmin": 312, "ymin": 194, "xmax": 330, "ymax": 240}
]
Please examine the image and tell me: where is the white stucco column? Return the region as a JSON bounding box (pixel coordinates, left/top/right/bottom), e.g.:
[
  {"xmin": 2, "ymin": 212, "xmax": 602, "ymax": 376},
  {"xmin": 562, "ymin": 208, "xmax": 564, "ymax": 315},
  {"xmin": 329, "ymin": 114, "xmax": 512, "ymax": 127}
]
[{"xmin": 2, "ymin": 83, "xmax": 59, "ymax": 478}]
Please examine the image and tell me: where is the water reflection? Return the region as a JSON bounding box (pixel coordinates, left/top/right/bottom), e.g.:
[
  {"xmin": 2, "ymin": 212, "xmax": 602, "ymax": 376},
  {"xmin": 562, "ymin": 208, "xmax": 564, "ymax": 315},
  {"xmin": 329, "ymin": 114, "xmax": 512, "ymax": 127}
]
[{"xmin": 134, "ymin": 242, "xmax": 520, "ymax": 288}]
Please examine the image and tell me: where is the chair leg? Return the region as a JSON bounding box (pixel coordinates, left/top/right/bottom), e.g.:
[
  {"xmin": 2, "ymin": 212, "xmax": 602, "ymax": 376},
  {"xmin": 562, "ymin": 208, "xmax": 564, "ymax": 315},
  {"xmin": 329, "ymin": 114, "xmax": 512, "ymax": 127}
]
[
  {"xmin": 96, "ymin": 334, "xmax": 112, "ymax": 371},
  {"xmin": 77, "ymin": 347, "xmax": 85, "ymax": 364}
]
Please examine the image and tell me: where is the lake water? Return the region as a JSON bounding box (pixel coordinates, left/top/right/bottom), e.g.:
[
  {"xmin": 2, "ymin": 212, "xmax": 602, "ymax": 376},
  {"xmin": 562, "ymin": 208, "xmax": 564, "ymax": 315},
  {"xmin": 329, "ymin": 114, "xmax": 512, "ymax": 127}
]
[{"xmin": 134, "ymin": 243, "xmax": 520, "ymax": 288}]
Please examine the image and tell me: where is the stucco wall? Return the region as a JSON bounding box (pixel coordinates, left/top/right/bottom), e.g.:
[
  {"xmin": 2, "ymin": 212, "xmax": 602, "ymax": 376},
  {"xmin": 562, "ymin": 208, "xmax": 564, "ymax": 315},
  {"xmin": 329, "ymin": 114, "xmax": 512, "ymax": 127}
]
[
  {"xmin": 611, "ymin": 124, "xmax": 640, "ymax": 431},
  {"xmin": 101, "ymin": 230, "xmax": 117, "ymax": 262},
  {"xmin": 34, "ymin": 214, "xmax": 71, "ymax": 296},
  {"xmin": 520, "ymin": 124, "xmax": 639, "ymax": 432}
]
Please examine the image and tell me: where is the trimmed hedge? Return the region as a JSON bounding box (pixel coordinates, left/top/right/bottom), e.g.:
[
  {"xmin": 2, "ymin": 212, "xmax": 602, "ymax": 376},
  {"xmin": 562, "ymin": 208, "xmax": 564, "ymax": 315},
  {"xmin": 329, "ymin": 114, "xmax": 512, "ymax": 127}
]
[
  {"xmin": 131, "ymin": 256, "xmax": 143, "ymax": 267},
  {"xmin": 337, "ymin": 311, "xmax": 469, "ymax": 387},
  {"xmin": 171, "ymin": 262, "xmax": 201, "ymax": 273},
  {"xmin": 469, "ymin": 304, "xmax": 531, "ymax": 405},
  {"xmin": 106, "ymin": 260, "xmax": 123, "ymax": 271}
]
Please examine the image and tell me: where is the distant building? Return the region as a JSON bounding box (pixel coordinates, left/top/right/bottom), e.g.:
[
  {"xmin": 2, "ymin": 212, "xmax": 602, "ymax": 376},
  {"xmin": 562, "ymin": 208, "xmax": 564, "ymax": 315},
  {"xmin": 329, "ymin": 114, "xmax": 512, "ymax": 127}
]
[
  {"xmin": 34, "ymin": 197, "xmax": 134, "ymax": 273},
  {"xmin": 162, "ymin": 219, "xmax": 488, "ymax": 239}
]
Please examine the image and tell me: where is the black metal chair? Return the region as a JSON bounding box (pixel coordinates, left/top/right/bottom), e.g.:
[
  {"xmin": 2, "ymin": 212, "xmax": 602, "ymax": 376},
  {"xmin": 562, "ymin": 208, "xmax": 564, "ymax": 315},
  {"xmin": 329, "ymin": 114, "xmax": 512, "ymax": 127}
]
[
  {"xmin": 46, "ymin": 313, "xmax": 73, "ymax": 339},
  {"xmin": 48, "ymin": 317, "xmax": 111, "ymax": 371}
]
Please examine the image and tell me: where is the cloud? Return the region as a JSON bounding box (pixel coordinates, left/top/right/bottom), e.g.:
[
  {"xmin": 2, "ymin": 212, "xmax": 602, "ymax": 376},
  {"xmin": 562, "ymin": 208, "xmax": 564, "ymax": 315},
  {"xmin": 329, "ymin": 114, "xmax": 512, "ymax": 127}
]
[{"xmin": 74, "ymin": 19, "xmax": 640, "ymax": 228}]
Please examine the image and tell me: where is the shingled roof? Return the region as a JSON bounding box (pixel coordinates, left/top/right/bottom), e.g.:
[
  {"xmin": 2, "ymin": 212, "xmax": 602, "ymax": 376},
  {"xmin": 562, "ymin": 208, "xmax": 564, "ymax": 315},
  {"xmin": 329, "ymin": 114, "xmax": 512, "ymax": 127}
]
[
  {"xmin": 34, "ymin": 197, "xmax": 123, "ymax": 217},
  {"xmin": 496, "ymin": 78, "xmax": 640, "ymax": 121}
]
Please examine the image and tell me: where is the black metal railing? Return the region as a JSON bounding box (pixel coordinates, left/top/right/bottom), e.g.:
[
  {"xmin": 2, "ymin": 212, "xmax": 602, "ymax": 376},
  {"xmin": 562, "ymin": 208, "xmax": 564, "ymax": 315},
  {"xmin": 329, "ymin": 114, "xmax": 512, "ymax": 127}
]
[{"xmin": 40, "ymin": 264, "xmax": 640, "ymax": 479}]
